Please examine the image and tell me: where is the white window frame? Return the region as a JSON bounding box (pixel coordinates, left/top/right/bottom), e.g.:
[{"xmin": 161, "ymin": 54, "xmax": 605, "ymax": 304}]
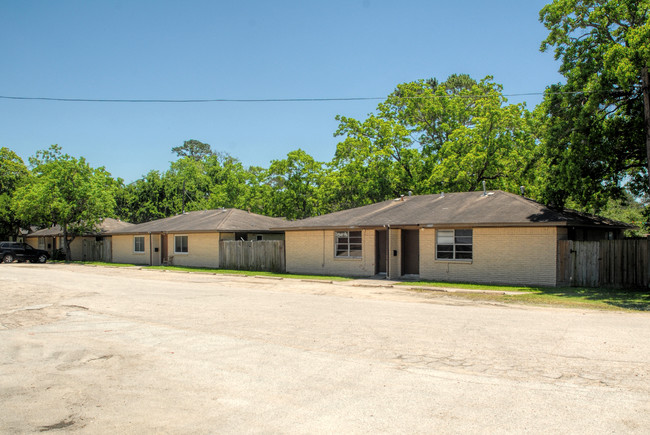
[
  {"xmin": 174, "ymin": 235, "xmax": 189, "ymax": 254},
  {"xmin": 133, "ymin": 236, "xmax": 145, "ymax": 253},
  {"xmin": 436, "ymin": 229, "xmax": 473, "ymax": 261},
  {"xmin": 38, "ymin": 237, "xmax": 45, "ymax": 250},
  {"xmin": 335, "ymin": 230, "xmax": 362, "ymax": 258}
]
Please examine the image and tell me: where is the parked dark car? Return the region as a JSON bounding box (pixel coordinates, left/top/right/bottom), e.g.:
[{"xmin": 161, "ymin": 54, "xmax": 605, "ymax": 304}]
[{"xmin": 0, "ymin": 242, "xmax": 49, "ymax": 263}]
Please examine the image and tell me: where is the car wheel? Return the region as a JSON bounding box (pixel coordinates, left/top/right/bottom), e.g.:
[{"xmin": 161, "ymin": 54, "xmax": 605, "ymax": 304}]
[
  {"xmin": 37, "ymin": 254, "xmax": 47, "ymax": 263},
  {"xmin": 3, "ymin": 254, "xmax": 14, "ymax": 263}
]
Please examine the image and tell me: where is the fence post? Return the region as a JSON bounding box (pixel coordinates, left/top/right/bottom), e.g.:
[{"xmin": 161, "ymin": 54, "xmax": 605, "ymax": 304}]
[{"xmin": 643, "ymin": 236, "xmax": 650, "ymax": 288}]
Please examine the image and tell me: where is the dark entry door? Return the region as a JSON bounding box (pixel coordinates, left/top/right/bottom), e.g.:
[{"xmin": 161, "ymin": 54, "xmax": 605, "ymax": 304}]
[
  {"xmin": 375, "ymin": 230, "xmax": 387, "ymax": 274},
  {"xmin": 161, "ymin": 235, "xmax": 168, "ymax": 263},
  {"xmin": 401, "ymin": 230, "xmax": 420, "ymax": 275}
]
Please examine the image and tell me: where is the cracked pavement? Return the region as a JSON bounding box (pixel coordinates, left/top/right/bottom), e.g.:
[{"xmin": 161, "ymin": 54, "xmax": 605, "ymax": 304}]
[{"xmin": 1, "ymin": 263, "xmax": 649, "ymax": 433}]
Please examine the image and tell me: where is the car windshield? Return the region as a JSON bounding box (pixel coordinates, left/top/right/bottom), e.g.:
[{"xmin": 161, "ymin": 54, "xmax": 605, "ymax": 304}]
[{"xmin": 25, "ymin": 245, "xmax": 34, "ymax": 251}]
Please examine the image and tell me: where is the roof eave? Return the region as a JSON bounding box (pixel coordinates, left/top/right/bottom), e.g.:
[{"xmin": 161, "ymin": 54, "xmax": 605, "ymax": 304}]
[{"xmin": 275, "ymin": 221, "xmax": 634, "ymax": 231}]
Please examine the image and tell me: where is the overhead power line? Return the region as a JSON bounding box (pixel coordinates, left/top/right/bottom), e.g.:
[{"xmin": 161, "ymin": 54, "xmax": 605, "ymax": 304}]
[
  {"xmin": 0, "ymin": 90, "xmax": 624, "ymax": 104},
  {"xmin": 0, "ymin": 95, "xmax": 385, "ymax": 103}
]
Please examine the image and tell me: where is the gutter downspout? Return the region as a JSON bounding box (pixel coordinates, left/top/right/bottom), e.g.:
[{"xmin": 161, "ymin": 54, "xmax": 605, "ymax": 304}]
[
  {"xmin": 149, "ymin": 232, "xmax": 153, "ymax": 266},
  {"xmin": 387, "ymin": 224, "xmax": 391, "ymax": 279}
]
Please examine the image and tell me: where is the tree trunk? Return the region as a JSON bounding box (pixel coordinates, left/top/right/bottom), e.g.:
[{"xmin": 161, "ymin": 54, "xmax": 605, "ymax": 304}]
[
  {"xmin": 643, "ymin": 67, "xmax": 650, "ymax": 195},
  {"xmin": 62, "ymin": 224, "xmax": 75, "ymax": 262}
]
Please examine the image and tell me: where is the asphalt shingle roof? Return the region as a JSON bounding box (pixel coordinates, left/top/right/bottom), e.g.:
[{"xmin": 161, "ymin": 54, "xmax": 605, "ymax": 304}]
[
  {"xmin": 110, "ymin": 209, "xmax": 286, "ymax": 234},
  {"xmin": 27, "ymin": 218, "xmax": 135, "ymax": 237},
  {"xmin": 275, "ymin": 191, "xmax": 632, "ymax": 230}
]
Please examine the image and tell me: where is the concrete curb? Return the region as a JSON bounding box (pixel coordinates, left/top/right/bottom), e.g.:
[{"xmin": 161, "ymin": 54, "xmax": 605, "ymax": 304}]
[
  {"xmin": 301, "ymin": 279, "xmax": 334, "ymax": 284},
  {"xmin": 406, "ymin": 286, "xmax": 523, "ymax": 296},
  {"xmin": 351, "ymin": 283, "xmax": 395, "ymax": 289},
  {"xmin": 72, "ymin": 263, "xmax": 522, "ymax": 295}
]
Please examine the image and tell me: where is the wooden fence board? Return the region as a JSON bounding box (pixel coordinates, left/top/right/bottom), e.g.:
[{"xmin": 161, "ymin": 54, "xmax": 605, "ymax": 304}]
[
  {"xmin": 557, "ymin": 240, "xmax": 572, "ymax": 286},
  {"xmin": 219, "ymin": 240, "xmax": 285, "ymax": 273},
  {"xmin": 558, "ymin": 239, "xmax": 648, "ymax": 288},
  {"xmin": 82, "ymin": 238, "xmax": 112, "ymax": 262}
]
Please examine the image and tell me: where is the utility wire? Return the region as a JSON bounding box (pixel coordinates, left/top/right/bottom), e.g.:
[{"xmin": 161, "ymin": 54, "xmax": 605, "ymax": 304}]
[
  {"xmin": 0, "ymin": 89, "xmax": 624, "ymax": 104},
  {"xmin": 0, "ymin": 95, "xmax": 386, "ymax": 103}
]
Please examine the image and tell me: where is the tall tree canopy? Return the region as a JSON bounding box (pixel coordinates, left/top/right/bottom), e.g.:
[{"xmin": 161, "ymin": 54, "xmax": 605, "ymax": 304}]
[
  {"xmin": 265, "ymin": 149, "xmax": 324, "ymax": 219},
  {"xmin": 12, "ymin": 145, "xmax": 116, "ymax": 260},
  {"xmin": 116, "ymin": 143, "xmax": 252, "ymax": 223},
  {"xmin": 539, "ymin": 0, "xmax": 650, "ymax": 209},
  {"xmin": 330, "ymin": 75, "xmax": 541, "ymax": 209},
  {"xmin": 0, "ymin": 147, "xmax": 28, "ymax": 238},
  {"xmin": 171, "ymin": 139, "xmax": 215, "ymax": 161}
]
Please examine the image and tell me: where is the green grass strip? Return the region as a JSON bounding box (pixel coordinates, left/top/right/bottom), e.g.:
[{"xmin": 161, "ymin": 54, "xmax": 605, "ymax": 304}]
[
  {"xmin": 404, "ymin": 281, "xmax": 650, "ymax": 312},
  {"xmin": 68, "ymin": 261, "xmax": 351, "ymax": 281}
]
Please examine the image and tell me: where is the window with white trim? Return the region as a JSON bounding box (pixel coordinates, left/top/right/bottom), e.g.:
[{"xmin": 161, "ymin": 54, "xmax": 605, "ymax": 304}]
[
  {"xmin": 335, "ymin": 231, "xmax": 362, "ymax": 258},
  {"xmin": 134, "ymin": 236, "xmax": 145, "ymax": 253},
  {"xmin": 436, "ymin": 229, "xmax": 473, "ymax": 260},
  {"xmin": 38, "ymin": 237, "xmax": 45, "ymax": 250},
  {"xmin": 174, "ymin": 235, "xmax": 188, "ymax": 254}
]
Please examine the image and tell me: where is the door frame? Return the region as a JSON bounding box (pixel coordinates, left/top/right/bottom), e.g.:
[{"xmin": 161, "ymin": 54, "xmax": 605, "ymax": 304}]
[
  {"xmin": 375, "ymin": 230, "xmax": 387, "ymax": 274},
  {"xmin": 401, "ymin": 229, "xmax": 420, "ymax": 276}
]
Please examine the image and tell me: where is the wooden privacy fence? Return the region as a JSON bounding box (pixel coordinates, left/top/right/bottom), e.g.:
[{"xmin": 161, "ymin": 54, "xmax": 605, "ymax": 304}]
[
  {"xmin": 82, "ymin": 238, "xmax": 112, "ymax": 262},
  {"xmin": 557, "ymin": 239, "xmax": 649, "ymax": 288},
  {"xmin": 219, "ymin": 240, "xmax": 285, "ymax": 273}
]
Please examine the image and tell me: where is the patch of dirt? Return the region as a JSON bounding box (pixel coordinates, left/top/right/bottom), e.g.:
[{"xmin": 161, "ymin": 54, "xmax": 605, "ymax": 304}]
[{"xmin": 0, "ymin": 304, "xmax": 89, "ymax": 330}]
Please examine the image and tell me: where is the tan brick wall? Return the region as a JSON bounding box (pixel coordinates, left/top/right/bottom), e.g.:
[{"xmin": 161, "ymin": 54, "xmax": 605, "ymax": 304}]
[
  {"xmin": 168, "ymin": 233, "xmax": 219, "ymax": 268},
  {"xmin": 113, "ymin": 233, "xmax": 220, "ymax": 267},
  {"xmin": 112, "ymin": 234, "xmax": 152, "ymax": 265},
  {"xmin": 26, "ymin": 236, "xmax": 89, "ymax": 260},
  {"xmin": 420, "ymin": 227, "xmax": 558, "ymax": 286},
  {"xmin": 286, "ymin": 230, "xmax": 376, "ymax": 277}
]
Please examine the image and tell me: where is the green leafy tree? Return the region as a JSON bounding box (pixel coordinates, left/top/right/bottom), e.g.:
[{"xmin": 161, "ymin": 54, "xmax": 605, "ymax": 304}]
[
  {"xmin": 237, "ymin": 165, "xmax": 273, "ymax": 215},
  {"xmin": 329, "ymin": 114, "xmax": 419, "ymax": 210},
  {"xmin": 115, "ymin": 170, "xmax": 169, "ymax": 223},
  {"xmin": 591, "ymin": 192, "xmax": 648, "ymax": 237},
  {"xmin": 12, "ymin": 145, "xmax": 116, "ymax": 260},
  {"xmin": 329, "ymin": 75, "xmax": 541, "ymax": 208},
  {"xmin": 166, "ymin": 156, "xmax": 212, "ymax": 212},
  {"xmin": 171, "ymin": 139, "xmax": 214, "ymax": 161},
  {"xmin": 380, "ymin": 74, "xmax": 479, "ymax": 157},
  {"xmin": 539, "ymin": 0, "xmax": 650, "ymax": 208},
  {"xmin": 205, "ymin": 153, "xmax": 251, "ymax": 210},
  {"xmin": 427, "ymin": 78, "xmax": 541, "ymax": 194},
  {"xmin": 265, "ymin": 149, "xmax": 324, "ymax": 219},
  {"xmin": 116, "ymin": 147, "xmax": 256, "ymax": 221},
  {"xmin": 0, "ymin": 147, "xmax": 29, "ymax": 239}
]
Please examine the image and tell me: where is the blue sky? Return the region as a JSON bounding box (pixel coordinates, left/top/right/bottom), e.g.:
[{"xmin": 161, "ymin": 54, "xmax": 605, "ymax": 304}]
[{"xmin": 0, "ymin": 0, "xmax": 563, "ymax": 182}]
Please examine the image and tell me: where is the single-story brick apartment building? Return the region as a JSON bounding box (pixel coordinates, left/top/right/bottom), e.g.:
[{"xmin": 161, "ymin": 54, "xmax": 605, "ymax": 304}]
[
  {"xmin": 26, "ymin": 218, "xmax": 134, "ymax": 261},
  {"xmin": 109, "ymin": 208, "xmax": 285, "ymax": 267},
  {"xmin": 274, "ymin": 190, "xmax": 631, "ymax": 286}
]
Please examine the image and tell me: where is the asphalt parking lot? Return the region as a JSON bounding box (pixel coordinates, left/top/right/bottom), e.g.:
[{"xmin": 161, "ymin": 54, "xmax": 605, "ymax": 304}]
[{"xmin": 1, "ymin": 263, "xmax": 649, "ymax": 433}]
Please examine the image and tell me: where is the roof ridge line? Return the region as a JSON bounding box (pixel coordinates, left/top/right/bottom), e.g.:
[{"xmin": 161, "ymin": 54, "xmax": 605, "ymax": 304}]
[
  {"xmin": 215, "ymin": 208, "xmax": 235, "ymax": 231},
  {"xmin": 499, "ymin": 190, "xmax": 547, "ymax": 209}
]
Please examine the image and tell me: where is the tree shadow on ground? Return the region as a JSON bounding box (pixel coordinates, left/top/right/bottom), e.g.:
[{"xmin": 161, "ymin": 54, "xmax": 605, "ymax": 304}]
[{"xmin": 529, "ymin": 287, "xmax": 650, "ymax": 311}]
